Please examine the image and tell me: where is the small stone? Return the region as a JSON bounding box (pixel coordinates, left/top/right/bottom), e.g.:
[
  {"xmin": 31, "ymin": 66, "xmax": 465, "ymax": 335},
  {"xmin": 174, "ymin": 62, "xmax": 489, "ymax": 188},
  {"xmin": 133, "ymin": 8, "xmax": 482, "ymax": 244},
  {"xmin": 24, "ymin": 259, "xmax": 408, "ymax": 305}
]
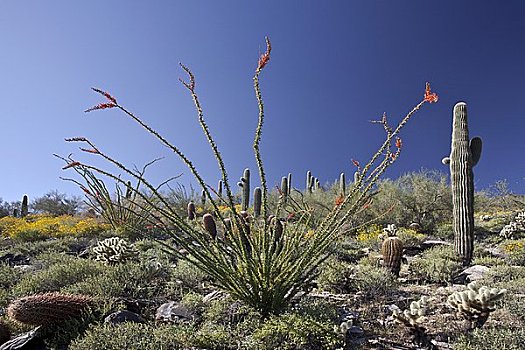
[
  {"xmin": 155, "ymin": 302, "xmax": 198, "ymax": 323},
  {"xmin": 459, "ymin": 265, "xmax": 490, "ymax": 282},
  {"xmin": 104, "ymin": 310, "xmax": 145, "ymax": 324},
  {"xmin": 348, "ymin": 326, "xmax": 364, "ymax": 336},
  {"xmin": 0, "ymin": 327, "xmax": 47, "ymax": 350}
]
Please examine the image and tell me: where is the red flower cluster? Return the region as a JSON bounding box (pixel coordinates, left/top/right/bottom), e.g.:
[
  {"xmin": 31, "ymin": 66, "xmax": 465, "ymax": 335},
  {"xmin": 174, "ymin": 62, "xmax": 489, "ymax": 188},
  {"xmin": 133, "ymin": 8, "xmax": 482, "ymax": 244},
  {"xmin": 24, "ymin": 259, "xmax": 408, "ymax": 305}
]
[
  {"xmin": 84, "ymin": 103, "xmax": 116, "ymax": 113},
  {"xmin": 80, "ymin": 148, "xmax": 100, "ymax": 154},
  {"xmin": 257, "ymin": 37, "xmax": 272, "ymax": 71},
  {"xmin": 424, "ymin": 82, "xmax": 439, "ymax": 103},
  {"xmin": 62, "ymin": 161, "xmax": 81, "ymax": 170}
]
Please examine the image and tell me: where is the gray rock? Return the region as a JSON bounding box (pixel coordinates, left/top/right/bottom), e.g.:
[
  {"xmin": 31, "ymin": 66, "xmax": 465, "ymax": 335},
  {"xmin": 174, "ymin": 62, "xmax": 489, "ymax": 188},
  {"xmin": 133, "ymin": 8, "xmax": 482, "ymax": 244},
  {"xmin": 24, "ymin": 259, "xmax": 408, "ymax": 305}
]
[
  {"xmin": 460, "ymin": 265, "xmax": 490, "ymax": 282},
  {"xmin": 421, "ymin": 240, "xmax": 452, "ymax": 249},
  {"xmin": 0, "ymin": 327, "xmax": 46, "ymax": 350},
  {"xmin": 155, "ymin": 302, "xmax": 198, "ymax": 323},
  {"xmin": 104, "ymin": 310, "xmax": 145, "ymax": 324}
]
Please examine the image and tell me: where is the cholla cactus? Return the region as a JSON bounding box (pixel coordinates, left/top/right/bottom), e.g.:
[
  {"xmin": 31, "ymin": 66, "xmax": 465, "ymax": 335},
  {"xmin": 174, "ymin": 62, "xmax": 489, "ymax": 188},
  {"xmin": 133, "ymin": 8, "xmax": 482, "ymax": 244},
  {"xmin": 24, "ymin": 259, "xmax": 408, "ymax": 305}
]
[
  {"xmin": 392, "ymin": 296, "xmax": 428, "ymax": 327},
  {"xmin": 92, "ymin": 236, "xmax": 139, "ymax": 265},
  {"xmin": 447, "ymin": 282, "xmax": 507, "ymax": 328},
  {"xmin": 7, "ymin": 292, "xmax": 93, "ymax": 326},
  {"xmin": 392, "ymin": 297, "xmax": 429, "ymax": 346},
  {"xmin": 500, "ymin": 211, "xmax": 525, "ymax": 239}
]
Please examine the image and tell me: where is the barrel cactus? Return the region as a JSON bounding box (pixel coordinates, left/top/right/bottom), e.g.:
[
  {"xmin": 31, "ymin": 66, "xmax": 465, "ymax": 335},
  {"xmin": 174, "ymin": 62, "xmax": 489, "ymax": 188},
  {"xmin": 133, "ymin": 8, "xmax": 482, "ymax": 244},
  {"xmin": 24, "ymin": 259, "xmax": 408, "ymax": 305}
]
[
  {"xmin": 92, "ymin": 236, "xmax": 139, "ymax": 265},
  {"xmin": 7, "ymin": 292, "xmax": 93, "ymax": 326},
  {"xmin": 202, "ymin": 213, "xmax": 217, "ymax": 239},
  {"xmin": 443, "ymin": 102, "xmax": 482, "ymax": 266},
  {"xmin": 381, "ymin": 225, "xmax": 404, "ymax": 277}
]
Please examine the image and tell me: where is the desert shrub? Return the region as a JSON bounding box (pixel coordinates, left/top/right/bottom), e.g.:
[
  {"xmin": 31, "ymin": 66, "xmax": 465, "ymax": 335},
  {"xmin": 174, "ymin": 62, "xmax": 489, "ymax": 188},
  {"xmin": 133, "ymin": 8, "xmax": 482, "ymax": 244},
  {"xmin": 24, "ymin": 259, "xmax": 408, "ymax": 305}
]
[
  {"xmin": 13, "ymin": 256, "xmax": 105, "ymax": 296},
  {"xmin": 31, "ymin": 190, "xmax": 84, "ymax": 216},
  {"xmin": 364, "ymin": 170, "xmax": 452, "ymax": 232},
  {"xmin": 472, "ymin": 255, "xmax": 506, "ymax": 267},
  {"xmin": 291, "ymin": 298, "xmax": 340, "ymax": 324},
  {"xmin": 453, "ymin": 327, "xmax": 525, "ymax": 350},
  {"xmin": 410, "ymin": 245, "xmax": 462, "ymax": 283},
  {"xmin": 334, "ymin": 239, "xmax": 367, "ymax": 262},
  {"xmin": 251, "ymin": 313, "xmax": 342, "ymax": 350},
  {"xmin": 355, "ymin": 224, "xmax": 383, "ymax": 250},
  {"xmin": 397, "ymin": 227, "xmax": 426, "ymax": 247},
  {"xmin": 2, "ymin": 236, "xmax": 94, "ymax": 258},
  {"xmin": 316, "ymin": 257, "xmax": 353, "ymax": 293},
  {"xmin": 69, "ymin": 323, "xmax": 191, "ymax": 350},
  {"xmin": 501, "ymin": 240, "xmax": 525, "ymax": 266},
  {"xmin": 0, "ymin": 264, "xmax": 21, "ymax": 289},
  {"xmin": 64, "ymin": 260, "xmax": 169, "ymax": 300},
  {"xmin": 433, "ymin": 222, "xmax": 454, "ymax": 240},
  {"xmin": 0, "ymin": 215, "xmax": 108, "ymax": 241},
  {"xmin": 352, "ymin": 263, "xmax": 398, "ymax": 297},
  {"xmin": 164, "ymin": 259, "xmax": 210, "ymax": 297},
  {"xmin": 481, "ymin": 265, "xmax": 525, "ymax": 293}
]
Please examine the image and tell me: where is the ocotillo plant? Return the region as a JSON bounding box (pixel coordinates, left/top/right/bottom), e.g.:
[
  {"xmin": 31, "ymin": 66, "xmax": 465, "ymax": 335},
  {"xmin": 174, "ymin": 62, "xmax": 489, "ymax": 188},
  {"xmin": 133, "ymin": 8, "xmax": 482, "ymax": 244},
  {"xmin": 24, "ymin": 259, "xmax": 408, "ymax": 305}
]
[
  {"xmin": 61, "ymin": 38, "xmax": 438, "ymax": 316},
  {"xmin": 21, "ymin": 195, "xmax": 28, "ymax": 217},
  {"xmin": 442, "ymin": 102, "xmax": 482, "ymax": 266}
]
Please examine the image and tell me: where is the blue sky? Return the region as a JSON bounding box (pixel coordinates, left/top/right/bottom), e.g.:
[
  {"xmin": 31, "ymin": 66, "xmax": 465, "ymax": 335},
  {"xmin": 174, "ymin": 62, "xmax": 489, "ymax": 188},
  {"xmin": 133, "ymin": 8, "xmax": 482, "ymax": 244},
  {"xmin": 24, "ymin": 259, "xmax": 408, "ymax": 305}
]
[{"xmin": 1, "ymin": 1, "xmax": 524, "ymax": 203}]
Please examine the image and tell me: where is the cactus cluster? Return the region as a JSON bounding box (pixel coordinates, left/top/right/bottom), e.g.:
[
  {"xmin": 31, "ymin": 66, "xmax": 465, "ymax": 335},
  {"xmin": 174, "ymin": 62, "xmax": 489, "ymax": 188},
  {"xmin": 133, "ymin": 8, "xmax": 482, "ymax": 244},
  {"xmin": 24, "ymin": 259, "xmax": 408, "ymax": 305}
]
[
  {"xmin": 392, "ymin": 296, "xmax": 428, "ymax": 328},
  {"xmin": 447, "ymin": 282, "xmax": 506, "ymax": 328},
  {"xmin": 499, "ymin": 211, "xmax": 525, "ymax": 239},
  {"xmin": 306, "ymin": 170, "xmax": 321, "ymax": 193},
  {"xmin": 7, "ymin": 292, "xmax": 93, "ymax": 326},
  {"xmin": 381, "ymin": 224, "xmax": 403, "ymax": 277},
  {"xmin": 92, "ymin": 236, "xmax": 139, "ymax": 265},
  {"xmin": 443, "ymin": 102, "xmax": 482, "ymax": 266}
]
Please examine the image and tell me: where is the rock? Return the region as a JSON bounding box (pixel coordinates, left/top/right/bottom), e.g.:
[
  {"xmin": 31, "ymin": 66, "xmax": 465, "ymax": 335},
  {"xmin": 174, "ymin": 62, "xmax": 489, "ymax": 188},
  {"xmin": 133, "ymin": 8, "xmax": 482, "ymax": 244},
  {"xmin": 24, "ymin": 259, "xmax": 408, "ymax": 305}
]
[
  {"xmin": 0, "ymin": 327, "xmax": 47, "ymax": 350},
  {"xmin": 409, "ymin": 223, "xmax": 422, "ymax": 232},
  {"xmin": 0, "ymin": 254, "xmax": 30, "ymax": 267},
  {"xmin": 13, "ymin": 265, "xmax": 36, "ymax": 273},
  {"xmin": 155, "ymin": 302, "xmax": 198, "ymax": 323},
  {"xmin": 479, "ymin": 215, "xmax": 492, "ymax": 222},
  {"xmin": 348, "ymin": 326, "xmax": 364, "ymax": 336},
  {"xmin": 459, "ymin": 265, "xmax": 490, "ymax": 282},
  {"xmin": 104, "ymin": 310, "xmax": 145, "ymax": 324},
  {"xmin": 421, "ymin": 240, "xmax": 452, "ymax": 249}
]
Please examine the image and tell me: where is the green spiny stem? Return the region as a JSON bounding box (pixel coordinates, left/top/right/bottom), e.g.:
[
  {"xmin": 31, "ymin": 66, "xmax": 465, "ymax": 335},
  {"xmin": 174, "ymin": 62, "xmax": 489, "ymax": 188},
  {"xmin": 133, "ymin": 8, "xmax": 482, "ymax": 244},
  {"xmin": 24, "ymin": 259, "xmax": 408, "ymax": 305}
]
[{"xmin": 253, "ymin": 72, "xmax": 268, "ymax": 222}]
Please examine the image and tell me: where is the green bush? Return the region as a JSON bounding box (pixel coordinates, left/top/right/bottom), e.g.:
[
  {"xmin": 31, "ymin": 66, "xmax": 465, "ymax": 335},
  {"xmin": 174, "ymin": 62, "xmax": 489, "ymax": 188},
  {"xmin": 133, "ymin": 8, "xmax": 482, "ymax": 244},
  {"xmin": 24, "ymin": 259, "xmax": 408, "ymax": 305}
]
[
  {"xmin": 481, "ymin": 265, "xmax": 525, "ymax": 294},
  {"xmin": 410, "ymin": 245, "xmax": 462, "ymax": 284},
  {"xmin": 352, "ymin": 263, "xmax": 398, "ymax": 297},
  {"xmin": 13, "ymin": 256, "xmax": 105, "ymax": 296},
  {"xmin": 164, "ymin": 259, "xmax": 210, "ymax": 298},
  {"xmin": 316, "ymin": 257, "xmax": 354, "ymax": 293},
  {"xmin": 69, "ymin": 323, "xmax": 191, "ymax": 350},
  {"xmin": 251, "ymin": 313, "xmax": 342, "ymax": 350},
  {"xmin": 453, "ymin": 327, "xmax": 525, "ymax": 350},
  {"xmin": 64, "ymin": 260, "xmax": 170, "ymax": 300},
  {"xmin": 433, "ymin": 222, "xmax": 454, "ymax": 240}
]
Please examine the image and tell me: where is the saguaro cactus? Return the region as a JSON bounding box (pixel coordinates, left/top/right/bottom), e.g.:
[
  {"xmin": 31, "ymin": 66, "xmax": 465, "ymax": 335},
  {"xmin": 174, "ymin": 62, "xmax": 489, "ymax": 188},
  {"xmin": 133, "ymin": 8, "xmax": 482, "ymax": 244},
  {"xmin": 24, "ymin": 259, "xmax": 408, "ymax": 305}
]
[
  {"xmin": 443, "ymin": 102, "xmax": 482, "ymax": 266},
  {"xmin": 253, "ymin": 187, "xmax": 262, "ymax": 217},
  {"xmin": 339, "ymin": 172, "xmax": 346, "ymax": 196},
  {"xmin": 306, "ymin": 170, "xmax": 313, "ymax": 193},
  {"xmin": 21, "ymin": 195, "xmax": 28, "ymax": 217},
  {"xmin": 239, "ymin": 168, "xmax": 250, "ymax": 211},
  {"xmin": 280, "ymin": 176, "xmax": 289, "ymax": 203}
]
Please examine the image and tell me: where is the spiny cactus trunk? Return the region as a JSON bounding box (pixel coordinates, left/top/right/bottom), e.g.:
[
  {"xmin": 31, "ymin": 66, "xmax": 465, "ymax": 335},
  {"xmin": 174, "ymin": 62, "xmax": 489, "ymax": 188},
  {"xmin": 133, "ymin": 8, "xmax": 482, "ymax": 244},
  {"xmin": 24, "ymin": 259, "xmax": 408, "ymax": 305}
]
[{"xmin": 450, "ymin": 102, "xmax": 475, "ymax": 266}]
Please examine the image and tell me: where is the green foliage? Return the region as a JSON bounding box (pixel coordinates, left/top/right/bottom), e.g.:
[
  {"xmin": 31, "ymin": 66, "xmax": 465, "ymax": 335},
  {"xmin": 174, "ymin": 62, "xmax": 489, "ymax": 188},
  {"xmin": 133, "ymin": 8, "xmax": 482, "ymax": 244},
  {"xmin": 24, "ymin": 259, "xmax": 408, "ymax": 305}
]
[
  {"xmin": 64, "ymin": 260, "xmax": 170, "ymax": 300},
  {"xmin": 12, "ymin": 256, "xmax": 105, "ymax": 297},
  {"xmin": 69, "ymin": 323, "xmax": 190, "ymax": 350},
  {"xmin": 165, "ymin": 259, "xmax": 210, "ymax": 297},
  {"xmin": 31, "ymin": 190, "xmax": 84, "ymax": 216},
  {"xmin": 251, "ymin": 313, "xmax": 342, "ymax": 350},
  {"xmin": 453, "ymin": 327, "xmax": 525, "ymax": 350},
  {"xmin": 316, "ymin": 257, "xmax": 353, "ymax": 293},
  {"xmin": 352, "ymin": 263, "xmax": 398, "ymax": 297},
  {"xmin": 410, "ymin": 245, "xmax": 463, "ymax": 283}
]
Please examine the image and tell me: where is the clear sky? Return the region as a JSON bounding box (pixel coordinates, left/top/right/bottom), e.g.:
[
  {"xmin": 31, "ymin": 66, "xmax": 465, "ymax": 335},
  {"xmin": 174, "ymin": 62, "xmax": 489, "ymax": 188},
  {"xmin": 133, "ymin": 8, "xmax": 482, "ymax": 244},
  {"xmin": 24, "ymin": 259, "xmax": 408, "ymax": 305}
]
[{"xmin": 1, "ymin": 1, "xmax": 524, "ymax": 203}]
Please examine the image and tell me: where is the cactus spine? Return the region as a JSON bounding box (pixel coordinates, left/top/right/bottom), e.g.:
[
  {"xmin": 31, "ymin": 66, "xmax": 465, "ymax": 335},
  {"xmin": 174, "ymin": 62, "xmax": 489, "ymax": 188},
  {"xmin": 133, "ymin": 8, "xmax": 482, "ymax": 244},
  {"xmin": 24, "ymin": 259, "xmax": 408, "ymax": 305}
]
[
  {"xmin": 7, "ymin": 292, "xmax": 93, "ymax": 326},
  {"xmin": 253, "ymin": 187, "xmax": 262, "ymax": 217},
  {"xmin": 339, "ymin": 172, "xmax": 346, "ymax": 196},
  {"xmin": 21, "ymin": 195, "xmax": 28, "ymax": 217},
  {"xmin": 239, "ymin": 168, "xmax": 250, "ymax": 211},
  {"xmin": 446, "ymin": 102, "xmax": 482, "ymax": 266}
]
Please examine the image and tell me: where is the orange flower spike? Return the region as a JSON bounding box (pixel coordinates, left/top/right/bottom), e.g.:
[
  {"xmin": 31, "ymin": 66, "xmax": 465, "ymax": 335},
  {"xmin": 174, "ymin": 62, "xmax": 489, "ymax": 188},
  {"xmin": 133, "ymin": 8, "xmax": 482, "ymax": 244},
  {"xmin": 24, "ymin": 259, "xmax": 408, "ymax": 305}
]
[
  {"xmin": 62, "ymin": 161, "xmax": 81, "ymax": 170},
  {"xmin": 257, "ymin": 37, "xmax": 272, "ymax": 72},
  {"xmin": 352, "ymin": 159, "xmax": 360, "ymax": 168},
  {"xmin": 424, "ymin": 82, "xmax": 439, "ymax": 103},
  {"xmin": 92, "ymin": 88, "xmax": 117, "ymax": 104},
  {"xmin": 395, "ymin": 137, "xmax": 402, "ymax": 149},
  {"xmin": 84, "ymin": 103, "xmax": 116, "ymax": 113},
  {"xmin": 80, "ymin": 148, "xmax": 100, "ymax": 154},
  {"xmin": 335, "ymin": 195, "xmax": 344, "ymax": 206}
]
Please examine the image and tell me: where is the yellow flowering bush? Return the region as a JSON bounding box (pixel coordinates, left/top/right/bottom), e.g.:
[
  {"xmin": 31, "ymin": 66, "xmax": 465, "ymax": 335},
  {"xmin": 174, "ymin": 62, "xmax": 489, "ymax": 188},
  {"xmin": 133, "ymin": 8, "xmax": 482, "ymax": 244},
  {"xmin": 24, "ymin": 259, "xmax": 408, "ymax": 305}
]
[
  {"xmin": 356, "ymin": 224, "xmax": 383, "ymax": 242},
  {"xmin": 0, "ymin": 215, "xmax": 109, "ymax": 240},
  {"xmin": 503, "ymin": 241, "xmax": 524, "ymax": 253}
]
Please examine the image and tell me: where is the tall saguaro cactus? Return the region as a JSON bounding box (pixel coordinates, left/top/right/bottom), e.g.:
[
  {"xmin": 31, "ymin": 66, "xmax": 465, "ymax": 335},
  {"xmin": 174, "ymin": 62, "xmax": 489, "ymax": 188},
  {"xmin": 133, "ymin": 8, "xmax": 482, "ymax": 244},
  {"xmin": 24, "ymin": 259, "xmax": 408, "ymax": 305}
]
[
  {"xmin": 239, "ymin": 168, "xmax": 250, "ymax": 211},
  {"xmin": 21, "ymin": 195, "xmax": 28, "ymax": 217},
  {"xmin": 443, "ymin": 102, "xmax": 482, "ymax": 266}
]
